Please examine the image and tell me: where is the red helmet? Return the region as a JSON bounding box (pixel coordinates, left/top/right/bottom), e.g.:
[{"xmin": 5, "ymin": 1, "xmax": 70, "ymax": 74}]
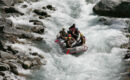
[{"xmin": 68, "ymin": 34, "xmax": 71, "ymax": 37}]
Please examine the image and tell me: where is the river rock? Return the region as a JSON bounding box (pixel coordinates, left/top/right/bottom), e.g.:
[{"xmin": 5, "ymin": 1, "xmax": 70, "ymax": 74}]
[
  {"xmin": 0, "ymin": 51, "xmax": 16, "ymax": 59},
  {"xmin": 31, "ymin": 26, "xmax": 44, "ymax": 34},
  {"xmin": 33, "ymin": 9, "xmax": 49, "ymax": 17},
  {"xmin": 0, "ymin": 40, "xmax": 5, "ymax": 51},
  {"xmin": 93, "ymin": 0, "xmax": 130, "ymax": 17},
  {"xmin": 29, "ymin": 20, "xmax": 44, "ymax": 26},
  {"xmin": 46, "ymin": 5, "xmax": 56, "ymax": 11},
  {"xmin": 0, "ymin": 0, "xmax": 14, "ymax": 6},
  {"xmin": 3, "ymin": 7, "xmax": 24, "ymax": 15},
  {"xmin": 0, "ymin": 63, "xmax": 9, "ymax": 71},
  {"xmin": 0, "ymin": 26, "xmax": 4, "ymax": 33},
  {"xmin": 0, "ymin": 72, "xmax": 5, "ymax": 76},
  {"xmin": 32, "ymin": 58, "xmax": 42, "ymax": 66},
  {"xmin": 0, "ymin": 18, "xmax": 13, "ymax": 28},
  {"xmin": 124, "ymin": 53, "xmax": 130, "ymax": 59},
  {"xmin": 22, "ymin": 61, "xmax": 32, "ymax": 69},
  {"xmin": 11, "ymin": 68, "xmax": 19, "ymax": 75}
]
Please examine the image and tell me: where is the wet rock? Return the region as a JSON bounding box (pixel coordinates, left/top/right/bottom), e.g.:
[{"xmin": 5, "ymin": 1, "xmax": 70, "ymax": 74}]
[
  {"xmin": 4, "ymin": 7, "xmax": 24, "ymax": 15},
  {"xmin": 98, "ymin": 17, "xmax": 112, "ymax": 25},
  {"xmin": 22, "ymin": 61, "xmax": 32, "ymax": 69},
  {"xmin": 32, "ymin": 37, "xmax": 43, "ymax": 41},
  {"xmin": 42, "ymin": 6, "xmax": 46, "ymax": 10},
  {"xmin": 29, "ymin": 20, "xmax": 44, "ymax": 26},
  {"xmin": 6, "ymin": 46, "xmax": 18, "ymax": 54},
  {"xmin": 46, "ymin": 5, "xmax": 55, "ymax": 11},
  {"xmin": 31, "ymin": 26, "xmax": 44, "ymax": 34},
  {"xmin": 0, "ymin": 72, "xmax": 5, "ymax": 76},
  {"xmin": 33, "ymin": 9, "xmax": 48, "ymax": 17},
  {"xmin": 39, "ymin": 16, "xmax": 46, "ymax": 19},
  {"xmin": 30, "ymin": 52, "xmax": 38, "ymax": 56},
  {"xmin": 0, "ymin": 0, "xmax": 14, "ymax": 6},
  {"xmin": 0, "ymin": 41, "xmax": 5, "ymax": 51},
  {"xmin": 11, "ymin": 68, "xmax": 19, "ymax": 75},
  {"xmin": 3, "ymin": 76, "xmax": 11, "ymax": 80},
  {"xmin": 31, "ymin": 0, "xmax": 39, "ymax": 2},
  {"xmin": 0, "ymin": 51, "xmax": 16, "ymax": 59},
  {"xmin": 4, "ymin": 27, "xmax": 33, "ymax": 39},
  {"xmin": 0, "ymin": 26, "xmax": 4, "ymax": 33},
  {"xmin": 30, "ymin": 52, "xmax": 44, "ymax": 58},
  {"xmin": 0, "ymin": 63, "xmax": 9, "ymax": 71},
  {"xmin": 124, "ymin": 53, "xmax": 130, "ymax": 59},
  {"xmin": 93, "ymin": 0, "xmax": 130, "ymax": 17},
  {"xmin": 8, "ymin": 62, "xmax": 17, "ymax": 69},
  {"xmin": 0, "ymin": 18, "xmax": 13, "ymax": 28},
  {"xmin": 32, "ymin": 58, "xmax": 42, "ymax": 66},
  {"xmin": 38, "ymin": 54, "xmax": 44, "ymax": 59},
  {"xmin": 22, "ymin": 4, "xmax": 28, "ymax": 8}
]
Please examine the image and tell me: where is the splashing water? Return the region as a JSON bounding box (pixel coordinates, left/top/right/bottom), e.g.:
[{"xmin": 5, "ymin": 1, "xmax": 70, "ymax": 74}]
[{"xmin": 9, "ymin": 0, "xmax": 128, "ymax": 80}]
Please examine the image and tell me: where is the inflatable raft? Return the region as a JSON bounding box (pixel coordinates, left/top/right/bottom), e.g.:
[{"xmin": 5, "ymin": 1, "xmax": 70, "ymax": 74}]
[{"xmin": 55, "ymin": 39, "xmax": 88, "ymax": 54}]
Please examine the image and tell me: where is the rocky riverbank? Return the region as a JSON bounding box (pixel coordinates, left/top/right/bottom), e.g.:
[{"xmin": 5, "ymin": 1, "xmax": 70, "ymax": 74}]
[
  {"xmin": 93, "ymin": 0, "xmax": 130, "ymax": 80},
  {"xmin": 0, "ymin": 0, "xmax": 56, "ymax": 80}
]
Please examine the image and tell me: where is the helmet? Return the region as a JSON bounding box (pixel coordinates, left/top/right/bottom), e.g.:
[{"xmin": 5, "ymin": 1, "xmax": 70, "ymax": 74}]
[
  {"xmin": 80, "ymin": 33, "xmax": 83, "ymax": 37},
  {"xmin": 68, "ymin": 34, "xmax": 71, "ymax": 37}
]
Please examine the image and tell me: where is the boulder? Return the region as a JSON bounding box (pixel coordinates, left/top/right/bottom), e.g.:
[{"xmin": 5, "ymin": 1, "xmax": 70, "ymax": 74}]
[
  {"xmin": 11, "ymin": 68, "xmax": 19, "ymax": 75},
  {"xmin": 0, "ymin": 72, "xmax": 5, "ymax": 76},
  {"xmin": 22, "ymin": 61, "xmax": 32, "ymax": 69},
  {"xmin": 0, "ymin": 41, "xmax": 5, "ymax": 51},
  {"xmin": 124, "ymin": 53, "xmax": 130, "ymax": 59},
  {"xmin": 32, "ymin": 58, "xmax": 42, "ymax": 66},
  {"xmin": 32, "ymin": 37, "xmax": 43, "ymax": 41},
  {"xmin": 93, "ymin": 0, "xmax": 130, "ymax": 17},
  {"xmin": 0, "ymin": 51, "xmax": 16, "ymax": 59},
  {"xmin": 29, "ymin": 20, "xmax": 44, "ymax": 26},
  {"xmin": 42, "ymin": 6, "xmax": 46, "ymax": 10},
  {"xmin": 0, "ymin": 63, "xmax": 9, "ymax": 71},
  {"xmin": 22, "ymin": 4, "xmax": 28, "ymax": 8},
  {"xmin": 0, "ymin": 0, "xmax": 24, "ymax": 6},
  {"xmin": 30, "ymin": 52, "xmax": 38, "ymax": 56},
  {"xmin": 0, "ymin": 0, "xmax": 14, "ymax": 6},
  {"xmin": 3, "ymin": 7, "xmax": 24, "ymax": 15},
  {"xmin": 33, "ymin": 9, "xmax": 49, "ymax": 17},
  {"xmin": 31, "ymin": 26, "xmax": 44, "ymax": 34},
  {"xmin": 0, "ymin": 18, "xmax": 13, "ymax": 28},
  {"xmin": 0, "ymin": 26, "xmax": 4, "ymax": 33},
  {"xmin": 46, "ymin": 5, "xmax": 56, "ymax": 11}
]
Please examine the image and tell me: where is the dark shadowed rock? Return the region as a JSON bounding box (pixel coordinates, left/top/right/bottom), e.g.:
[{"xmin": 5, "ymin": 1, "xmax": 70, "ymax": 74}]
[
  {"xmin": 0, "ymin": 40, "xmax": 5, "ymax": 51},
  {"xmin": 11, "ymin": 68, "xmax": 19, "ymax": 75},
  {"xmin": 22, "ymin": 61, "xmax": 32, "ymax": 69},
  {"xmin": 0, "ymin": 26, "xmax": 4, "ymax": 33},
  {"xmin": 124, "ymin": 53, "xmax": 130, "ymax": 59},
  {"xmin": 0, "ymin": 63, "xmax": 9, "ymax": 71},
  {"xmin": 93, "ymin": 0, "xmax": 130, "ymax": 17},
  {"xmin": 46, "ymin": 5, "xmax": 56, "ymax": 11},
  {"xmin": 33, "ymin": 9, "xmax": 48, "ymax": 16},
  {"xmin": 4, "ymin": 7, "xmax": 24, "ymax": 15},
  {"xmin": 29, "ymin": 20, "xmax": 44, "ymax": 26},
  {"xmin": 42, "ymin": 6, "xmax": 46, "ymax": 10},
  {"xmin": 0, "ymin": 72, "xmax": 5, "ymax": 76},
  {"xmin": 31, "ymin": 26, "xmax": 44, "ymax": 34},
  {"xmin": 39, "ymin": 16, "xmax": 46, "ymax": 19},
  {"xmin": 22, "ymin": 4, "xmax": 28, "ymax": 8},
  {"xmin": 30, "ymin": 52, "xmax": 38, "ymax": 56}
]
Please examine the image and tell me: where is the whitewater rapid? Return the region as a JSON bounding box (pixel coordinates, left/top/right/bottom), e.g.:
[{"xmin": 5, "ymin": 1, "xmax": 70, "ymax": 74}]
[{"xmin": 9, "ymin": 0, "xmax": 128, "ymax": 80}]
